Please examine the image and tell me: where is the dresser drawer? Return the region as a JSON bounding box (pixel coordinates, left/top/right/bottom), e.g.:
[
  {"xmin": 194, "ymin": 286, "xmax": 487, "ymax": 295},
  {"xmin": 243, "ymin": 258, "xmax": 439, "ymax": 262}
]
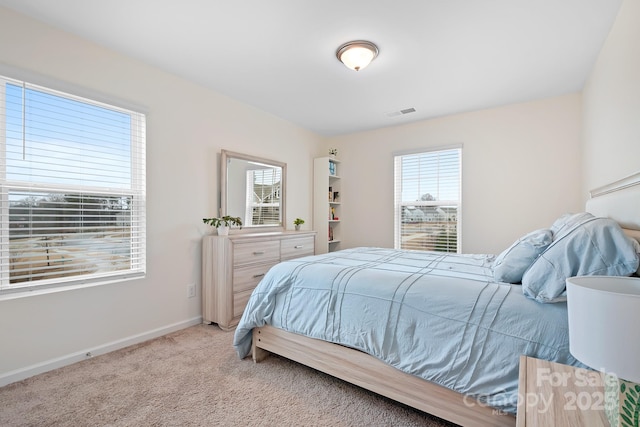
[
  {"xmin": 281, "ymin": 236, "xmax": 315, "ymax": 260},
  {"xmin": 233, "ymin": 240, "xmax": 280, "ymax": 266},
  {"xmin": 233, "ymin": 262, "xmax": 277, "ymax": 293}
]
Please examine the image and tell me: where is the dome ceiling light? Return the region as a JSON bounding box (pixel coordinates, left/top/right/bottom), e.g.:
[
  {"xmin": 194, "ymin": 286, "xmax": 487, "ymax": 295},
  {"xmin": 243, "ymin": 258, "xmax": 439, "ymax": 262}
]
[{"xmin": 336, "ymin": 40, "xmax": 379, "ymax": 72}]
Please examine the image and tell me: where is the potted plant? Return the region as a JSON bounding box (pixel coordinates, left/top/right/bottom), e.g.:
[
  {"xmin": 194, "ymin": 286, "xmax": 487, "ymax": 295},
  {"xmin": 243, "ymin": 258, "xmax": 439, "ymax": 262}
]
[
  {"xmin": 293, "ymin": 218, "xmax": 305, "ymax": 231},
  {"xmin": 203, "ymin": 215, "xmax": 243, "ymax": 236}
]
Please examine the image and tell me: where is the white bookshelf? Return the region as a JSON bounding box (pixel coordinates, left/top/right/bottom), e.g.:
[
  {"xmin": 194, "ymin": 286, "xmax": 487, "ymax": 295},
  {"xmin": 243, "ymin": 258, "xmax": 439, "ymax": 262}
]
[{"xmin": 314, "ymin": 157, "xmax": 342, "ymax": 254}]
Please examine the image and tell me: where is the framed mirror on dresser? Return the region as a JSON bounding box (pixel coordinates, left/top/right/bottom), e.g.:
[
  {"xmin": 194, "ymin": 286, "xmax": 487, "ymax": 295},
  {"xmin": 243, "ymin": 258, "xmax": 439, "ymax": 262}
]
[
  {"xmin": 220, "ymin": 149, "xmax": 286, "ymax": 232},
  {"xmin": 203, "ymin": 150, "xmax": 316, "ymax": 330}
]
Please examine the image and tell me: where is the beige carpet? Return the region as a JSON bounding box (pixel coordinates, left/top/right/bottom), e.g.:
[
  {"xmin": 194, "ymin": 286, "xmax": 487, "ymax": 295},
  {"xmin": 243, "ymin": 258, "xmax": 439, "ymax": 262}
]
[{"xmin": 0, "ymin": 324, "xmax": 459, "ymax": 426}]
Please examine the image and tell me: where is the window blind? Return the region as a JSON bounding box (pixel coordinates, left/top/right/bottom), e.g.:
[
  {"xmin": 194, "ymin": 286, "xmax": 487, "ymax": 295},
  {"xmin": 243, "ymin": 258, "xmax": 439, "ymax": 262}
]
[
  {"xmin": 393, "ymin": 147, "xmax": 461, "ymax": 253},
  {"xmin": 0, "ymin": 76, "xmax": 146, "ymax": 294}
]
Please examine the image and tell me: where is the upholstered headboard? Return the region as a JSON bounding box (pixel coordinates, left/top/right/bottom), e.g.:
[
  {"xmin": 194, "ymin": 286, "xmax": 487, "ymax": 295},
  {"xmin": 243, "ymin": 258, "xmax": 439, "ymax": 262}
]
[{"xmin": 586, "ymin": 171, "xmax": 640, "ymax": 242}]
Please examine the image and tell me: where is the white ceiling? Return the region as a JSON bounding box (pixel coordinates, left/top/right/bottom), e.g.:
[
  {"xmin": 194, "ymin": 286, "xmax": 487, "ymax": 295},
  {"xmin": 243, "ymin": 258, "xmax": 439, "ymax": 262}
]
[{"xmin": 0, "ymin": 0, "xmax": 622, "ymax": 136}]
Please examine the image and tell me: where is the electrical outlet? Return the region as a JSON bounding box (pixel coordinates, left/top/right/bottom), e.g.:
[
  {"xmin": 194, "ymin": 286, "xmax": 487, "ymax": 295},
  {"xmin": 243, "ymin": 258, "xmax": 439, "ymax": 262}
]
[{"xmin": 187, "ymin": 283, "xmax": 196, "ymax": 298}]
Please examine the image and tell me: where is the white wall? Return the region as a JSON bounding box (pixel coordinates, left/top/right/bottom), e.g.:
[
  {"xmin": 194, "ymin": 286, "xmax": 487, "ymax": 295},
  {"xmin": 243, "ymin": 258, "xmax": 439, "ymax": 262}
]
[
  {"xmin": 327, "ymin": 94, "xmax": 583, "ymax": 254},
  {"xmin": 0, "ymin": 7, "xmax": 322, "ymax": 383},
  {"xmin": 582, "ymin": 0, "xmax": 640, "ymax": 195}
]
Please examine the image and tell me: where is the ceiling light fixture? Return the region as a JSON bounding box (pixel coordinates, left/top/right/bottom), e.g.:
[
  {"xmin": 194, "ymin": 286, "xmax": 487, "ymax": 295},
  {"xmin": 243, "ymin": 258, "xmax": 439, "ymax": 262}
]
[{"xmin": 336, "ymin": 40, "xmax": 379, "ymax": 72}]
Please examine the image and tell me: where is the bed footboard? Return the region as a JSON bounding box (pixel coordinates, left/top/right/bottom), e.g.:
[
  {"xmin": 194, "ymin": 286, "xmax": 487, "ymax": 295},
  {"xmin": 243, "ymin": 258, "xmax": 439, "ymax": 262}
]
[{"xmin": 251, "ymin": 325, "xmax": 515, "ymax": 427}]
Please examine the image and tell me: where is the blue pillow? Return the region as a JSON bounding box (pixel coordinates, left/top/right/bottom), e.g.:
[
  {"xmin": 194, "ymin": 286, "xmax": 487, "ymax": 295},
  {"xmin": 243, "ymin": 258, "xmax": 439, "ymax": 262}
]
[
  {"xmin": 549, "ymin": 212, "xmax": 595, "ymax": 237},
  {"xmin": 493, "ymin": 229, "xmax": 553, "ymax": 283},
  {"xmin": 522, "ymin": 217, "xmax": 640, "ymax": 303}
]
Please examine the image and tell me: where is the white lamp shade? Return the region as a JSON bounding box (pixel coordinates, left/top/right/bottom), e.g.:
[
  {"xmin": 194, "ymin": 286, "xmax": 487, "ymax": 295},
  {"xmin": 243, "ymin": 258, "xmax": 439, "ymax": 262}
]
[{"xmin": 566, "ymin": 276, "xmax": 640, "ymax": 383}]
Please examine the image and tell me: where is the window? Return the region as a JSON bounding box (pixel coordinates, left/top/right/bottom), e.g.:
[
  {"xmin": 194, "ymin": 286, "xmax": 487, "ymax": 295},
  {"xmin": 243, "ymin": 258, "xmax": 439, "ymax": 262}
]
[
  {"xmin": 244, "ymin": 167, "xmax": 281, "ymax": 226},
  {"xmin": 0, "ymin": 76, "xmax": 146, "ymax": 295},
  {"xmin": 394, "ymin": 147, "xmax": 461, "ymax": 253}
]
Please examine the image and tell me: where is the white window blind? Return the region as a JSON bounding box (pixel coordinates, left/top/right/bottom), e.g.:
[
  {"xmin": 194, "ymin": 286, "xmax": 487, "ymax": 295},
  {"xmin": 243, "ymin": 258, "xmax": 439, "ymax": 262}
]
[
  {"xmin": 245, "ymin": 168, "xmax": 281, "ymax": 226},
  {"xmin": 0, "ymin": 76, "xmax": 146, "ymax": 294},
  {"xmin": 394, "ymin": 147, "xmax": 461, "ymax": 253}
]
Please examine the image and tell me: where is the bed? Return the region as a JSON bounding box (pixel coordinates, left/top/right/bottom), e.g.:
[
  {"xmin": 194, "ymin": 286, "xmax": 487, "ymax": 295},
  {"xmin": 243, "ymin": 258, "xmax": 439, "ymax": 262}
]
[{"xmin": 232, "ymin": 172, "xmax": 640, "ymax": 427}]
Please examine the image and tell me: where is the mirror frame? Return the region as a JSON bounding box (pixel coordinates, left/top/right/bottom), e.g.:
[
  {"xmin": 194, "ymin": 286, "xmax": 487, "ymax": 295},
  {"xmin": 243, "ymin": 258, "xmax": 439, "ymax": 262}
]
[{"xmin": 220, "ymin": 149, "xmax": 286, "ymax": 233}]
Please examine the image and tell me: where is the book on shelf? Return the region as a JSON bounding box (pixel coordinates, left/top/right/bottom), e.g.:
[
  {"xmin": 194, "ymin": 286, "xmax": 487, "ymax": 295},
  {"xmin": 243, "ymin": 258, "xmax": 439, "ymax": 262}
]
[{"xmin": 329, "ymin": 161, "xmax": 336, "ymax": 176}]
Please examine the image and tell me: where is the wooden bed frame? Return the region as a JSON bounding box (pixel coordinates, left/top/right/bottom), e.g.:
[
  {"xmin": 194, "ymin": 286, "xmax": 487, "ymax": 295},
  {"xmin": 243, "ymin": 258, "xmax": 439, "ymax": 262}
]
[
  {"xmin": 249, "ymin": 171, "xmax": 640, "ymax": 427},
  {"xmin": 251, "ymin": 325, "xmax": 515, "ymax": 426}
]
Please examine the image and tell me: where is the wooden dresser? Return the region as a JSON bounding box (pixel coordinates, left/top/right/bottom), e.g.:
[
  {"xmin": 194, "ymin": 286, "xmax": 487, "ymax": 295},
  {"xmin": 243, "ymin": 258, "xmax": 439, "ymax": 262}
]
[{"xmin": 202, "ymin": 231, "xmax": 316, "ymax": 330}]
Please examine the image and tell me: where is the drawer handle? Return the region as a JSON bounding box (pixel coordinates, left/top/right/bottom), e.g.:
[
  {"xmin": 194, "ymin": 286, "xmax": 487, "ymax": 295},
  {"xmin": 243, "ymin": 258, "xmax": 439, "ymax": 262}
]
[
  {"xmin": 253, "ymin": 273, "xmax": 266, "ymax": 278},
  {"xmin": 253, "ymin": 251, "xmax": 265, "ymax": 255},
  {"xmin": 294, "ymin": 245, "xmax": 304, "ymax": 249}
]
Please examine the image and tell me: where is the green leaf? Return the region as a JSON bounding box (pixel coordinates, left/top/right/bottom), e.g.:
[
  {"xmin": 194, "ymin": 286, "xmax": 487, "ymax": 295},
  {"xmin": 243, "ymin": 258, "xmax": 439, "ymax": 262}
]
[
  {"xmin": 620, "ymin": 413, "xmax": 632, "ymax": 425},
  {"xmin": 624, "ymin": 399, "xmax": 634, "ymax": 411}
]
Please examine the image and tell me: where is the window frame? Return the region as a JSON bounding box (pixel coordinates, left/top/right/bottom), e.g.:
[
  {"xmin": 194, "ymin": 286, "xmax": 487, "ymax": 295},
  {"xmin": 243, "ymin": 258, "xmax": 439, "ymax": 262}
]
[
  {"xmin": 0, "ymin": 75, "xmax": 146, "ymax": 298},
  {"xmin": 393, "ymin": 145, "xmax": 462, "ymax": 253}
]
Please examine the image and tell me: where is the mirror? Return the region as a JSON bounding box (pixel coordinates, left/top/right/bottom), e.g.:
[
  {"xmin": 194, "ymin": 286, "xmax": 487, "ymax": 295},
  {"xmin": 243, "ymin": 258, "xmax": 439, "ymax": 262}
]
[{"xmin": 220, "ymin": 150, "xmax": 286, "ymax": 231}]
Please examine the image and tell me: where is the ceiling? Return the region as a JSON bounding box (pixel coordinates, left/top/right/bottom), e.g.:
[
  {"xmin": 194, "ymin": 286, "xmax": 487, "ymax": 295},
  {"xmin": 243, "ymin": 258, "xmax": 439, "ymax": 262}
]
[{"xmin": 0, "ymin": 0, "xmax": 623, "ymax": 136}]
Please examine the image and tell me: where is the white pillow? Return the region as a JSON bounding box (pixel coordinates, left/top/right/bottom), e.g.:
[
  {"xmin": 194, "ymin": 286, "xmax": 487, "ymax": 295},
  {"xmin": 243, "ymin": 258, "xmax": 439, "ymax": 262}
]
[{"xmin": 493, "ymin": 228, "xmax": 553, "ymax": 284}]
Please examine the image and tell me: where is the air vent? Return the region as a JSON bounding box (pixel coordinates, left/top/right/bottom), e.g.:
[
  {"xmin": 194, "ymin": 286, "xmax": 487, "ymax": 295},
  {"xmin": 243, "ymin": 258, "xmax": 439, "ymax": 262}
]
[{"xmin": 385, "ymin": 107, "xmax": 416, "ymax": 117}]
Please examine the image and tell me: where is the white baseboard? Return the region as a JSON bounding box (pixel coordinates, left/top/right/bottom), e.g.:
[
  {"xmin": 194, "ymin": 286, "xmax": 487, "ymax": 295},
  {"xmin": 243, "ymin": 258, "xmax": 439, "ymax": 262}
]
[{"xmin": 0, "ymin": 316, "xmax": 203, "ymax": 387}]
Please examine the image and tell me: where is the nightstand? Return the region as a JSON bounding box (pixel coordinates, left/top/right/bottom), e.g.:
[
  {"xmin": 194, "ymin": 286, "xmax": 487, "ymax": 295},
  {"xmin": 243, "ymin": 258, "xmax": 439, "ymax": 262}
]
[{"xmin": 516, "ymin": 356, "xmax": 608, "ymax": 426}]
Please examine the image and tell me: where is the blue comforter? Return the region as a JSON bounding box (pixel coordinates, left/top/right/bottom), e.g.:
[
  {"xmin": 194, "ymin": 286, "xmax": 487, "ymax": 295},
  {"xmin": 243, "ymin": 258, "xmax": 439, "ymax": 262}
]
[{"xmin": 233, "ymin": 247, "xmax": 581, "ymax": 414}]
